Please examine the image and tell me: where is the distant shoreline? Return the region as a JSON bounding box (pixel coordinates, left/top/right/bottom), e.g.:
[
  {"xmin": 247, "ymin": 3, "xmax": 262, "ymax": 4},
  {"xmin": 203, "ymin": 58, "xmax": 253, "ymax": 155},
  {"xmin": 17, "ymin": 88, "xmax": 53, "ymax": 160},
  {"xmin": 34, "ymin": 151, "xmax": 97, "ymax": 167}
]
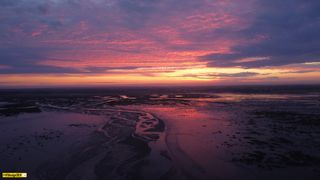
[{"xmin": 0, "ymin": 84, "xmax": 319, "ymax": 95}]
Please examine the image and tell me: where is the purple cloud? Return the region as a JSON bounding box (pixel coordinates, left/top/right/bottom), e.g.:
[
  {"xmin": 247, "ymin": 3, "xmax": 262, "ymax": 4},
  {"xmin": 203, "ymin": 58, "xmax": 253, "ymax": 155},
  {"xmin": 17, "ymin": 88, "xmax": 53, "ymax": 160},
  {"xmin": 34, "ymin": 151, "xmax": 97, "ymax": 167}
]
[{"xmin": 200, "ymin": 0, "xmax": 320, "ymax": 68}]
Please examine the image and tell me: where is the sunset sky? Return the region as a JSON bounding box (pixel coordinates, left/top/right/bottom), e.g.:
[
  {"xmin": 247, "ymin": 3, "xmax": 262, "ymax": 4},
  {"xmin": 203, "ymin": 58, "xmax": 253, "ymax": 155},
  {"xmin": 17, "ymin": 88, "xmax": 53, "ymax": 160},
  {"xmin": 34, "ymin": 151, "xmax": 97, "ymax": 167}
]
[{"xmin": 0, "ymin": 0, "xmax": 319, "ymax": 87}]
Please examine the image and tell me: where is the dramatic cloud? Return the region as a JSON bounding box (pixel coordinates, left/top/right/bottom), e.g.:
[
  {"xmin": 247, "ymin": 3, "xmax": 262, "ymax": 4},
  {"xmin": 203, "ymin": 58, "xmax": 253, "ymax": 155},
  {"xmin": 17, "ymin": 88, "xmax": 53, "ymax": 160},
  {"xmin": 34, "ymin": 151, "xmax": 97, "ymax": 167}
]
[
  {"xmin": 0, "ymin": 0, "xmax": 319, "ymax": 86},
  {"xmin": 0, "ymin": 0, "xmax": 225, "ymax": 74},
  {"xmin": 201, "ymin": 0, "xmax": 320, "ymax": 68}
]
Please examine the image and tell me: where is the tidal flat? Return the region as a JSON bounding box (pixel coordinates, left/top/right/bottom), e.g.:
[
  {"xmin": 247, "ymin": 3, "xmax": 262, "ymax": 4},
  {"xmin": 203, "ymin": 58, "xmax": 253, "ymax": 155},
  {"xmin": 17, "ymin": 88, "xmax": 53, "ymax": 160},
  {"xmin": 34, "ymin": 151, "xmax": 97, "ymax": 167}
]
[{"xmin": 0, "ymin": 86, "xmax": 319, "ymax": 180}]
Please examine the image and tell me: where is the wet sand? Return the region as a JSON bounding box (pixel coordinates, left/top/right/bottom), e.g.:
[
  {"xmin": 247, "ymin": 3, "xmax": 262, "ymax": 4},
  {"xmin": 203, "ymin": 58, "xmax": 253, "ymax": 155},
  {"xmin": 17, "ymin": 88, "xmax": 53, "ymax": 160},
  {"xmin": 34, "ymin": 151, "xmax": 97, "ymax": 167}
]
[
  {"xmin": 126, "ymin": 101, "xmax": 320, "ymax": 180},
  {"xmin": 0, "ymin": 104, "xmax": 171, "ymax": 179},
  {"xmin": 0, "ymin": 87, "xmax": 320, "ymax": 179}
]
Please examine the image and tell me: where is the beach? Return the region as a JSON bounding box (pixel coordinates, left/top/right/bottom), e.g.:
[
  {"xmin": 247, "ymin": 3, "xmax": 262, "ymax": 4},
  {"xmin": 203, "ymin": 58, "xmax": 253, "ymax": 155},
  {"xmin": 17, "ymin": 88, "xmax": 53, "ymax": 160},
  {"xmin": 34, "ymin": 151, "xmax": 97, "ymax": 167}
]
[{"xmin": 0, "ymin": 86, "xmax": 320, "ymax": 179}]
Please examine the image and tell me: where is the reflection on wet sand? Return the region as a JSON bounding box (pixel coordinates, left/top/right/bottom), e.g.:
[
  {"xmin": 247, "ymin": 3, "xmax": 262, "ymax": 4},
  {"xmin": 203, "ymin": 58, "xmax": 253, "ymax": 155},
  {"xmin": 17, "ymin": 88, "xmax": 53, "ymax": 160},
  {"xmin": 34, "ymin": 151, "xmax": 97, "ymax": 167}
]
[
  {"xmin": 0, "ymin": 87, "xmax": 320, "ymax": 180},
  {"xmin": 125, "ymin": 104, "xmax": 239, "ymax": 180}
]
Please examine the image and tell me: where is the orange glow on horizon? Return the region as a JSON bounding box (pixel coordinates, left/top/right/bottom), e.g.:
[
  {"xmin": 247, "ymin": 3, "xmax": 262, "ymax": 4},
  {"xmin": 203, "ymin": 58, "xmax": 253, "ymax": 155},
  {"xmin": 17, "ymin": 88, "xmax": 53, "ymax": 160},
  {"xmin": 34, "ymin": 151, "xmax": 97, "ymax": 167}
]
[{"xmin": 1, "ymin": 65, "xmax": 319, "ymax": 88}]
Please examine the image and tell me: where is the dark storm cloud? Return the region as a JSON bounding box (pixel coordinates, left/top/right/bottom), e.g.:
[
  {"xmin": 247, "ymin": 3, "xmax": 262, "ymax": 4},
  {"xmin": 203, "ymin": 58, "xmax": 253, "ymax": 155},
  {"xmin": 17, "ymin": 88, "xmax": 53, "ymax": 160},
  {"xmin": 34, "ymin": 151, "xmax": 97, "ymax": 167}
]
[{"xmin": 201, "ymin": 0, "xmax": 320, "ymax": 68}]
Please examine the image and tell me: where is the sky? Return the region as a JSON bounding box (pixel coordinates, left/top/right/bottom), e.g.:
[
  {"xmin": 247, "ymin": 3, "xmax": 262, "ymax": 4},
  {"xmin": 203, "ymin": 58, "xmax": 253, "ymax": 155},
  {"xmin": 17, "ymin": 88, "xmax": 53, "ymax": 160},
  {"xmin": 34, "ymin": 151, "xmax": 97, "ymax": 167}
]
[{"xmin": 0, "ymin": 0, "xmax": 319, "ymax": 87}]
